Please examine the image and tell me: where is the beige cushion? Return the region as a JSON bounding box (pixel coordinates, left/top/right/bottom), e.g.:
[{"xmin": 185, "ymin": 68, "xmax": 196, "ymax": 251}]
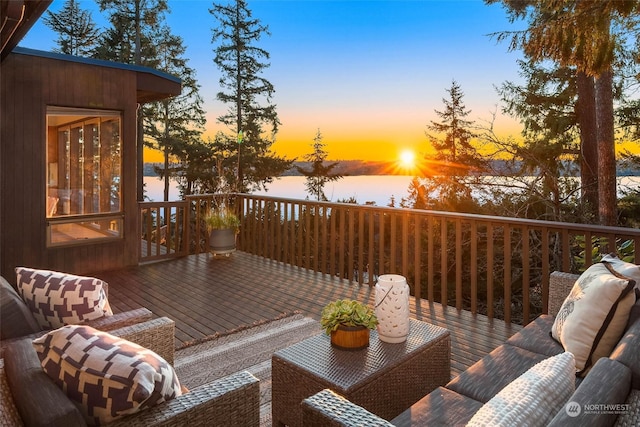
[
  {"xmin": 16, "ymin": 267, "xmax": 112, "ymax": 329},
  {"xmin": 551, "ymin": 262, "xmax": 636, "ymax": 374},
  {"xmin": 466, "ymin": 352, "xmax": 575, "ymax": 427},
  {"xmin": 33, "ymin": 325, "xmax": 182, "ymax": 425},
  {"xmin": 602, "ymin": 253, "xmax": 640, "ymax": 286}
]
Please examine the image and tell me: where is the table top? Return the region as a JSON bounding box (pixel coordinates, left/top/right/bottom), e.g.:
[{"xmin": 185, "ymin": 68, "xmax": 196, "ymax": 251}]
[{"xmin": 272, "ymin": 319, "xmax": 449, "ymax": 391}]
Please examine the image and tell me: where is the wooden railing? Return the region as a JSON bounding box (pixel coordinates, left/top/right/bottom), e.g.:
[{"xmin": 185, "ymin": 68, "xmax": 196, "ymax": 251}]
[
  {"xmin": 139, "ymin": 194, "xmax": 640, "ymax": 325},
  {"xmin": 139, "ymin": 201, "xmax": 189, "ymax": 262}
]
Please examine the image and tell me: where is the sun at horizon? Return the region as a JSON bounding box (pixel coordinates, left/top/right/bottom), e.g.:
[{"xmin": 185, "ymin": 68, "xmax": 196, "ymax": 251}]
[{"xmin": 399, "ymin": 149, "xmax": 416, "ymax": 169}]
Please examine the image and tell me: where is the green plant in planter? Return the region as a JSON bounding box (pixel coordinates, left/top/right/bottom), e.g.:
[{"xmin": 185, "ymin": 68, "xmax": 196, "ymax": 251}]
[
  {"xmin": 204, "ymin": 208, "xmax": 241, "ymax": 233},
  {"xmin": 320, "ymin": 299, "xmax": 378, "ymax": 335}
]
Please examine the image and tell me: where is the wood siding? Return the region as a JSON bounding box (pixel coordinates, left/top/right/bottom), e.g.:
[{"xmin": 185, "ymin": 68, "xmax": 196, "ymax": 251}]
[{"xmin": 1, "ymin": 52, "xmax": 138, "ymax": 282}]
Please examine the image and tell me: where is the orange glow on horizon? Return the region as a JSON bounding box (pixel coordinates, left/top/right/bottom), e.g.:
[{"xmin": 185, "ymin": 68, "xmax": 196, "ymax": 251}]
[{"xmin": 143, "ymin": 124, "xmax": 640, "ymax": 166}]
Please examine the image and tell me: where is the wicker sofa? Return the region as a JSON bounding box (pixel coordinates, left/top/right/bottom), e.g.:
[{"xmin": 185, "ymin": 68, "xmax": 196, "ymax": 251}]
[
  {"xmin": 0, "ymin": 275, "xmax": 260, "ymax": 426},
  {"xmin": 302, "ymin": 271, "xmax": 640, "ymax": 426}
]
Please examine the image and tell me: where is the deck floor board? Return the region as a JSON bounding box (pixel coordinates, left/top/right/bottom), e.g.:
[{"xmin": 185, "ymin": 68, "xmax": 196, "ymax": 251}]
[{"xmin": 97, "ymin": 251, "xmax": 522, "ymax": 376}]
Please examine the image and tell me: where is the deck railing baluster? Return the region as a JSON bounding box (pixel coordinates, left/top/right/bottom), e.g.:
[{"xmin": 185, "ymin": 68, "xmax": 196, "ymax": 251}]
[
  {"xmin": 427, "ymin": 216, "xmax": 434, "ymax": 302},
  {"xmin": 455, "ymin": 219, "xmax": 462, "ymax": 311},
  {"xmin": 504, "ymin": 223, "xmax": 512, "ymax": 325},
  {"xmin": 440, "ymin": 219, "xmax": 448, "ymax": 307},
  {"xmin": 414, "ymin": 215, "xmax": 422, "ymax": 299}
]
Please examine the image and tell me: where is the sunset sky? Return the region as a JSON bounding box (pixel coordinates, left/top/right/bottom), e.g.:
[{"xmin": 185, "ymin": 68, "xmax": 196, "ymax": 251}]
[{"xmin": 21, "ymin": 0, "xmax": 526, "ymax": 162}]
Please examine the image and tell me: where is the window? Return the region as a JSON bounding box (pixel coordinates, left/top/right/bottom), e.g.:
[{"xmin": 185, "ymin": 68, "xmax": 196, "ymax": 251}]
[{"xmin": 46, "ymin": 107, "xmax": 123, "ymax": 246}]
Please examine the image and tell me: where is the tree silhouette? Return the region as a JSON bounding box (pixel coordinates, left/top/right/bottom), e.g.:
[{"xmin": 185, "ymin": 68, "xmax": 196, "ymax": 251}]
[
  {"xmin": 422, "ymin": 80, "xmax": 485, "ymax": 212},
  {"xmin": 95, "ymin": 0, "xmax": 169, "ymax": 201},
  {"xmin": 487, "ymin": 0, "xmax": 640, "ymax": 225},
  {"xmin": 296, "ymin": 129, "xmax": 342, "ymax": 201},
  {"xmin": 144, "ymin": 26, "xmax": 206, "ymax": 200},
  {"xmin": 43, "ymin": 0, "xmax": 100, "ymax": 56},
  {"xmin": 210, "ymin": 0, "xmax": 290, "ymax": 192}
]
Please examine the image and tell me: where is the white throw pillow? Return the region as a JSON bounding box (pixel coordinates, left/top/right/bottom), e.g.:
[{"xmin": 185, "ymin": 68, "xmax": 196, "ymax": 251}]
[
  {"xmin": 601, "ymin": 254, "xmax": 640, "ymax": 286},
  {"xmin": 16, "ymin": 267, "xmax": 112, "ymax": 329},
  {"xmin": 466, "ymin": 352, "xmax": 576, "ymax": 427},
  {"xmin": 551, "ymin": 262, "xmax": 636, "ymax": 374},
  {"xmin": 33, "ymin": 325, "xmax": 182, "ymax": 425}
]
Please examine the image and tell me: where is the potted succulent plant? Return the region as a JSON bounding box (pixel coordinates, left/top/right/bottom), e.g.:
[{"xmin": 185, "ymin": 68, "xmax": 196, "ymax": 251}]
[
  {"xmin": 204, "ymin": 206, "xmax": 240, "ymax": 257},
  {"xmin": 320, "ymin": 299, "xmax": 378, "ymax": 350}
]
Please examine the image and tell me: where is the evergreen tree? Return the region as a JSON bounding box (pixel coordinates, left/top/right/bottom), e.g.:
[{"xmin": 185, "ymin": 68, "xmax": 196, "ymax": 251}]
[
  {"xmin": 296, "ymin": 129, "xmax": 342, "ymax": 201},
  {"xmin": 43, "ymin": 0, "xmax": 100, "ymax": 56},
  {"xmin": 95, "ymin": 0, "xmax": 169, "ymax": 201},
  {"xmin": 487, "ymin": 0, "xmax": 640, "ymax": 225},
  {"xmin": 495, "ymin": 60, "xmax": 581, "ymax": 221},
  {"xmin": 421, "ymin": 80, "xmax": 484, "ymax": 211},
  {"xmin": 210, "ymin": 0, "xmax": 291, "ymax": 192},
  {"xmin": 172, "ymin": 137, "xmax": 219, "ymax": 196},
  {"xmin": 400, "ymin": 177, "xmax": 428, "ymax": 210},
  {"xmin": 95, "ymin": 0, "xmax": 168, "ymax": 65},
  {"xmin": 143, "ymin": 26, "xmax": 206, "ymax": 201}
]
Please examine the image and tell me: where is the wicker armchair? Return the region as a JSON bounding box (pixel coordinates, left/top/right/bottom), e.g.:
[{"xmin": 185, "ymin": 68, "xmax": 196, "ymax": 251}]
[{"xmin": 0, "ymin": 316, "xmax": 260, "ymax": 427}]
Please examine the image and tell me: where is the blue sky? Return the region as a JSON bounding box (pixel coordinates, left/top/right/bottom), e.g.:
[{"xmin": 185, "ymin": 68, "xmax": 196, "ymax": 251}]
[{"xmin": 21, "ymin": 0, "xmax": 524, "ymax": 161}]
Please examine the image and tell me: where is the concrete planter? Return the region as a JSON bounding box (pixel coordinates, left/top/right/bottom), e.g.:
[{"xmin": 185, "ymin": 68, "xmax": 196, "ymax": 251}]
[{"xmin": 209, "ymin": 229, "xmax": 237, "ymax": 256}]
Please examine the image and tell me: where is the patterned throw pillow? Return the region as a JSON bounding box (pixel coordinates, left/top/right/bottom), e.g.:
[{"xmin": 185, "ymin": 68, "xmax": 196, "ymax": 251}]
[
  {"xmin": 33, "ymin": 325, "xmax": 182, "ymax": 426},
  {"xmin": 551, "ymin": 262, "xmax": 636, "ymax": 374},
  {"xmin": 15, "ymin": 267, "xmax": 112, "ymax": 329},
  {"xmin": 466, "ymin": 352, "xmax": 576, "ymax": 427}
]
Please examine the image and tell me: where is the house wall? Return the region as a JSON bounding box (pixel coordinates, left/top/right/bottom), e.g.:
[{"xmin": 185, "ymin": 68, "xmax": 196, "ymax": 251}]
[{"xmin": 1, "ymin": 52, "xmax": 139, "ymax": 283}]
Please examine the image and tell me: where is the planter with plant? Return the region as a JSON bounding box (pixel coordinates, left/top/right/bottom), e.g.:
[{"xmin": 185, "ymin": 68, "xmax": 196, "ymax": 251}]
[
  {"xmin": 204, "ymin": 206, "xmax": 241, "ymax": 257},
  {"xmin": 320, "ymin": 299, "xmax": 378, "ymax": 350}
]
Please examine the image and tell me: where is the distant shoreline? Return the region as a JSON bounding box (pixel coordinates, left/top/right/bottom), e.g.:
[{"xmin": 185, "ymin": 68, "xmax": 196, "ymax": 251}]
[{"xmin": 143, "ymin": 160, "xmax": 640, "ymax": 178}]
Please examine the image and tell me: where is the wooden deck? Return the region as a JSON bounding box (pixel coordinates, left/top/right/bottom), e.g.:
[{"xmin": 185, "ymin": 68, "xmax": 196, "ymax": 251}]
[{"xmin": 97, "ymin": 251, "xmax": 522, "ymax": 376}]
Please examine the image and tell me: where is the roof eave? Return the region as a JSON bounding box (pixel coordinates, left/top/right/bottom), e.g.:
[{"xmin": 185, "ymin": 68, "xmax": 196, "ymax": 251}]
[
  {"xmin": 1, "ymin": 0, "xmax": 52, "ymax": 61},
  {"xmin": 11, "ymin": 47, "xmax": 182, "ymax": 103}
]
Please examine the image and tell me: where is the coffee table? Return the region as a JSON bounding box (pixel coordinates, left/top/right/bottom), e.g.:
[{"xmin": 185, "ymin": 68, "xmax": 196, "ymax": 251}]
[{"xmin": 271, "ymin": 319, "xmax": 450, "ymax": 427}]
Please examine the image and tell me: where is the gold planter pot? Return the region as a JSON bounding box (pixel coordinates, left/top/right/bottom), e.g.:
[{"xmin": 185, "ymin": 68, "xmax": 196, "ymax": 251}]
[{"xmin": 330, "ymin": 325, "xmax": 370, "ymax": 351}]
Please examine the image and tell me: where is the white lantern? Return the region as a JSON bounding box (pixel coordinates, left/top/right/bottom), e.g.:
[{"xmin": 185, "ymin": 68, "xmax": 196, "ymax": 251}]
[{"xmin": 375, "ymin": 274, "xmax": 410, "ymax": 343}]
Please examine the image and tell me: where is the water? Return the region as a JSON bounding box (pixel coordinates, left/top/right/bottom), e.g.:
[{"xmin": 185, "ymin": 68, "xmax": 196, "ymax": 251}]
[
  {"xmin": 143, "ymin": 177, "xmax": 182, "ymax": 202},
  {"xmin": 143, "ymin": 175, "xmax": 640, "ymax": 206},
  {"xmin": 143, "ymin": 175, "xmax": 413, "ymax": 206}
]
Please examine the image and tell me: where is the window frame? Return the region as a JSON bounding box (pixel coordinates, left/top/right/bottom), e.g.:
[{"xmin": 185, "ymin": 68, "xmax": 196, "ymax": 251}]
[{"xmin": 46, "ymin": 106, "xmax": 124, "ymax": 247}]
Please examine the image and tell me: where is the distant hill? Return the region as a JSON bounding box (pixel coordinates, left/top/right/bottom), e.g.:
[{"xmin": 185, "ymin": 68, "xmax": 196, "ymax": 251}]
[
  {"xmin": 144, "ymin": 160, "xmax": 395, "ymax": 177},
  {"xmin": 283, "ymin": 160, "xmax": 392, "ymax": 176},
  {"xmin": 144, "ymin": 160, "xmax": 640, "ymax": 177}
]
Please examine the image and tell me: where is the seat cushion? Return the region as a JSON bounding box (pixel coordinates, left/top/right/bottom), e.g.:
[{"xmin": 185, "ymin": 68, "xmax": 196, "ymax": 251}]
[
  {"xmin": 446, "ymin": 344, "xmax": 549, "ymax": 403},
  {"xmin": 33, "ymin": 325, "xmax": 182, "ymax": 425},
  {"xmin": 466, "ymin": 352, "xmax": 575, "ymax": 427},
  {"xmin": 610, "ymin": 307, "xmax": 640, "ymax": 389},
  {"xmin": 16, "ymin": 267, "xmax": 113, "ymax": 329},
  {"xmin": 0, "ymin": 276, "xmax": 41, "ymax": 340},
  {"xmin": 3, "ymin": 337, "xmax": 85, "ymax": 427},
  {"xmin": 548, "ymin": 357, "xmax": 631, "ymax": 427},
  {"xmin": 391, "ymin": 386, "xmax": 483, "ymax": 427},
  {"xmin": 551, "ymin": 262, "xmax": 636, "ymax": 375},
  {"xmin": 506, "ymin": 315, "xmax": 564, "ymax": 357}
]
